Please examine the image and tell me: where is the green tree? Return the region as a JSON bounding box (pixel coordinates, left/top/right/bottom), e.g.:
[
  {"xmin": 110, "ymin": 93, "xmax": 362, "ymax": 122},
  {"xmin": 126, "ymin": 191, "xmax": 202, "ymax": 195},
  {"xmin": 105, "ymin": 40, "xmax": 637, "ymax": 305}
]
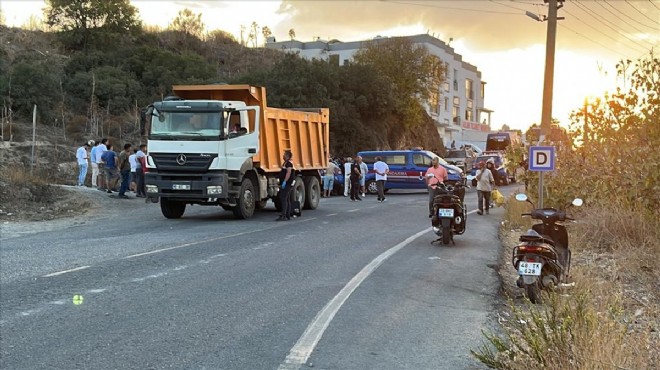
[
  {"xmin": 44, "ymin": 0, "xmax": 140, "ymax": 49},
  {"xmin": 169, "ymin": 8, "xmax": 204, "ymax": 38},
  {"xmin": 353, "ymin": 37, "xmax": 445, "ymax": 128}
]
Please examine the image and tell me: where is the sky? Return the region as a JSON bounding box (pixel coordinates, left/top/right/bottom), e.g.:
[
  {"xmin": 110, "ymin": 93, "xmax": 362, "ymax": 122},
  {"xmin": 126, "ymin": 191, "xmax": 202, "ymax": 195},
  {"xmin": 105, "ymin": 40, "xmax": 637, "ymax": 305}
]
[{"xmin": 1, "ymin": 0, "xmax": 659, "ymax": 131}]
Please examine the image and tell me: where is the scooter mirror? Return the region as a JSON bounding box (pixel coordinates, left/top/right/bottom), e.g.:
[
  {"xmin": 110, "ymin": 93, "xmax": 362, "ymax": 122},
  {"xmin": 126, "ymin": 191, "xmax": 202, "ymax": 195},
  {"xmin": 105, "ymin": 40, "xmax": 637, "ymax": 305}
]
[
  {"xmin": 572, "ymin": 198, "xmax": 583, "ymax": 207},
  {"xmin": 515, "ymin": 193, "xmax": 528, "ymax": 202}
]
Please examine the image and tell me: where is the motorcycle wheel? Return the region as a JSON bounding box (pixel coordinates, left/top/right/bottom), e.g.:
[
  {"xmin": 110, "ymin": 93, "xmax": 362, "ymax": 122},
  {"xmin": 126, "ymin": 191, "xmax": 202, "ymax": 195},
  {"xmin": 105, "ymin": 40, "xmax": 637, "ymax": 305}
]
[
  {"xmin": 525, "ymin": 282, "xmax": 542, "ymax": 304},
  {"xmin": 442, "ymin": 226, "xmax": 451, "ymax": 245}
]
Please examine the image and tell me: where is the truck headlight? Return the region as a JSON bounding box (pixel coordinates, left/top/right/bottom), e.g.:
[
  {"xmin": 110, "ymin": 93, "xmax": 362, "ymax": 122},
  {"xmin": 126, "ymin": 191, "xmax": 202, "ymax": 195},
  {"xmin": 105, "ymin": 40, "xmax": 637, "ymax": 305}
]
[
  {"xmin": 146, "ymin": 185, "xmax": 158, "ymax": 193},
  {"xmin": 207, "ymin": 186, "xmax": 223, "ymax": 195}
]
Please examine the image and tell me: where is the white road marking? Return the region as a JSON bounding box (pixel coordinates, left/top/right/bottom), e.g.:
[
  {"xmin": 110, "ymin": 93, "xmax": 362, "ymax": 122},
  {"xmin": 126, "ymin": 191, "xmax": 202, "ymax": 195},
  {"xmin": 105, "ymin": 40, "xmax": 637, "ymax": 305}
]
[
  {"xmin": 326, "ymin": 213, "xmax": 338, "ymax": 216},
  {"xmin": 49, "ymin": 300, "xmax": 66, "ymax": 305},
  {"xmin": 123, "ymin": 225, "xmax": 280, "ymax": 259},
  {"xmin": 346, "ymin": 209, "xmax": 359, "ymax": 213},
  {"xmin": 87, "ymin": 288, "xmax": 107, "ymax": 294},
  {"xmin": 42, "ymin": 266, "xmax": 91, "ymax": 277},
  {"xmin": 428, "ymin": 256, "xmax": 442, "ymax": 260},
  {"xmin": 278, "ymin": 227, "xmax": 431, "ymax": 370}
]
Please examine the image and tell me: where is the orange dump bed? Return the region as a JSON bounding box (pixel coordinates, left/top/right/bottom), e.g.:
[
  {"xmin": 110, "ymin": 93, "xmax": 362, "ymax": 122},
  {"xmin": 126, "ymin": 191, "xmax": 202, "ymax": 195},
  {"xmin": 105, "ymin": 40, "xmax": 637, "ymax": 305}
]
[{"xmin": 172, "ymin": 85, "xmax": 330, "ymax": 173}]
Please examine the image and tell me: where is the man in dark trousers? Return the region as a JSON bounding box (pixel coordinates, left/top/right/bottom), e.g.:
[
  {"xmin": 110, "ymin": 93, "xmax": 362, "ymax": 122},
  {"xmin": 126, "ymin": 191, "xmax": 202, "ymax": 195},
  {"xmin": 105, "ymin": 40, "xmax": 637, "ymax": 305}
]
[
  {"xmin": 350, "ymin": 155, "xmax": 362, "ymax": 201},
  {"xmin": 117, "ymin": 143, "xmax": 132, "ymax": 199},
  {"xmin": 277, "ymin": 150, "xmax": 294, "ymax": 221}
]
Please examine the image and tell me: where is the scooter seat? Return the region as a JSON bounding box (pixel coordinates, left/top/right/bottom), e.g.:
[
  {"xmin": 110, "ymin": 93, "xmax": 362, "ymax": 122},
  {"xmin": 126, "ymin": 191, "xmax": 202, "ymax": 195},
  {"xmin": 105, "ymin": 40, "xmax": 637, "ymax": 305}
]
[{"xmin": 519, "ymin": 229, "xmax": 556, "ymax": 247}]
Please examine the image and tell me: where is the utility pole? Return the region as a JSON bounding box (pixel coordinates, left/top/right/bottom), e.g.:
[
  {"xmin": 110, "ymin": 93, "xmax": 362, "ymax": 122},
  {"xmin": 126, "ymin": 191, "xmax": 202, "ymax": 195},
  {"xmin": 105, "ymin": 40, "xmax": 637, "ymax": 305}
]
[{"xmin": 533, "ymin": 0, "xmax": 563, "ymax": 207}]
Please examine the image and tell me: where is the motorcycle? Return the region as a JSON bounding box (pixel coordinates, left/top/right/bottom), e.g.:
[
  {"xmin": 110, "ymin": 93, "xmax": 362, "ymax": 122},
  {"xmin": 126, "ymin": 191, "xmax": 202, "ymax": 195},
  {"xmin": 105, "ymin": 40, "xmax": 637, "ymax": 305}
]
[
  {"xmin": 512, "ymin": 193, "xmax": 583, "ymax": 303},
  {"xmin": 430, "ymin": 181, "xmax": 467, "ymax": 245}
]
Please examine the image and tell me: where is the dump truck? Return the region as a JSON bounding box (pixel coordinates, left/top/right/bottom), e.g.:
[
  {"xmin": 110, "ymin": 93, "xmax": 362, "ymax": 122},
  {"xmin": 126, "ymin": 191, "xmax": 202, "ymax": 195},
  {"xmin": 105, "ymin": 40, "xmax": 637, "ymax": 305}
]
[{"xmin": 140, "ymin": 84, "xmax": 330, "ymax": 219}]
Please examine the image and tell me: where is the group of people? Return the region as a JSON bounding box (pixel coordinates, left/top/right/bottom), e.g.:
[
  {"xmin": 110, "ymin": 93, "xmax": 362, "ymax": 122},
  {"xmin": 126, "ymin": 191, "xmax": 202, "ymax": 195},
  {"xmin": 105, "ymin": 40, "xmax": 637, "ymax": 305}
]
[
  {"xmin": 76, "ymin": 139, "xmax": 148, "ymax": 199},
  {"xmin": 321, "ymin": 156, "xmax": 390, "ymax": 202}
]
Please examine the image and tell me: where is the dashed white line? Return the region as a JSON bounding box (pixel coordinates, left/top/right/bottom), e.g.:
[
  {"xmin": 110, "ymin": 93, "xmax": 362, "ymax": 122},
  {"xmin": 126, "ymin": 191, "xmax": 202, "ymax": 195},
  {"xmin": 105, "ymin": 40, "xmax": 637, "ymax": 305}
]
[
  {"xmin": 42, "ymin": 266, "xmax": 91, "ymax": 277},
  {"xmin": 87, "ymin": 288, "xmax": 107, "ymax": 294},
  {"xmin": 346, "ymin": 209, "xmax": 359, "ymax": 212},
  {"xmin": 326, "ymin": 213, "xmax": 338, "ymax": 216},
  {"xmin": 278, "ymin": 227, "xmax": 431, "ymax": 370}
]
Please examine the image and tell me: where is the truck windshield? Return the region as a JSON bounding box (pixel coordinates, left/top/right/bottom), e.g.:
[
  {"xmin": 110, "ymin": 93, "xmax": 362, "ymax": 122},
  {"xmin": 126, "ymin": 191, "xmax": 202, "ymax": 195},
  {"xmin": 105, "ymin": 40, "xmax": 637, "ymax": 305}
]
[{"xmin": 150, "ymin": 110, "xmax": 223, "ymax": 139}]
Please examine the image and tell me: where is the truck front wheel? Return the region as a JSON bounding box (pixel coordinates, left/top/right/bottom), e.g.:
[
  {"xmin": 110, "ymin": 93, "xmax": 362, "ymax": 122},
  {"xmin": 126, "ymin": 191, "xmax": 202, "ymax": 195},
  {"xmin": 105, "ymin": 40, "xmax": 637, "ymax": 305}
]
[
  {"xmin": 161, "ymin": 199, "xmax": 186, "ymax": 219},
  {"xmin": 232, "ymin": 178, "xmax": 256, "ymax": 219}
]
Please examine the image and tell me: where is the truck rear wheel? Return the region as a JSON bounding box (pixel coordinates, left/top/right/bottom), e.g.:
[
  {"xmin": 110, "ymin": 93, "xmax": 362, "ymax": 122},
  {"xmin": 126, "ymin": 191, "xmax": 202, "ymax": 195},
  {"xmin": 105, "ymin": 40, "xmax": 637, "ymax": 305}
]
[
  {"xmin": 232, "ymin": 178, "xmax": 256, "ymax": 219},
  {"xmin": 304, "ymin": 176, "xmax": 320, "ymax": 210},
  {"xmin": 161, "ymin": 199, "xmax": 186, "ymax": 219}
]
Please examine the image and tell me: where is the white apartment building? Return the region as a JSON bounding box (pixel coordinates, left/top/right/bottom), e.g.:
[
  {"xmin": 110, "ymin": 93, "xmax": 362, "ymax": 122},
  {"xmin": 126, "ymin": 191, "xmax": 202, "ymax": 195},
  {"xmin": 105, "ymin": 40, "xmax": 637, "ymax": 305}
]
[{"xmin": 266, "ymin": 34, "xmax": 494, "ymax": 148}]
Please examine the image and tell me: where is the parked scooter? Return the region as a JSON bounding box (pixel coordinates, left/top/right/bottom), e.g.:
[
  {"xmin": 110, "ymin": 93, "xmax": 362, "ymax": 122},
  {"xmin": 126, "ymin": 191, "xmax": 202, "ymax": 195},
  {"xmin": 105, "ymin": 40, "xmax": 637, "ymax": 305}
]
[
  {"xmin": 430, "ymin": 182, "xmax": 467, "ymax": 245},
  {"xmin": 512, "ymin": 194, "xmax": 583, "ymax": 303}
]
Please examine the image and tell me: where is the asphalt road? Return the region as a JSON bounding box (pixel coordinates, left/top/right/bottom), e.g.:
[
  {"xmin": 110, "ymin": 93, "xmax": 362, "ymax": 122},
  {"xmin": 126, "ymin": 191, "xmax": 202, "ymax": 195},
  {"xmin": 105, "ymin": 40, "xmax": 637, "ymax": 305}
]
[{"xmin": 0, "ymin": 186, "xmax": 509, "ymax": 370}]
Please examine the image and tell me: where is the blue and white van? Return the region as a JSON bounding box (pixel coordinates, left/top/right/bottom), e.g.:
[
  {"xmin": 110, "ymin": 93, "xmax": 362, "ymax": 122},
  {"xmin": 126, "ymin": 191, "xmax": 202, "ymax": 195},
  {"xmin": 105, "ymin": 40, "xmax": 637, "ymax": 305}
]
[{"xmin": 356, "ymin": 150, "xmax": 465, "ymax": 195}]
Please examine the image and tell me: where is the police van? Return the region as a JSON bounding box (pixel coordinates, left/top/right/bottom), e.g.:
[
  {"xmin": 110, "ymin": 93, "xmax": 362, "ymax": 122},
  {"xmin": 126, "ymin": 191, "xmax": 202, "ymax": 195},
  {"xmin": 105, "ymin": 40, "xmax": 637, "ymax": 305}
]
[{"xmin": 357, "ymin": 149, "xmax": 465, "ymax": 195}]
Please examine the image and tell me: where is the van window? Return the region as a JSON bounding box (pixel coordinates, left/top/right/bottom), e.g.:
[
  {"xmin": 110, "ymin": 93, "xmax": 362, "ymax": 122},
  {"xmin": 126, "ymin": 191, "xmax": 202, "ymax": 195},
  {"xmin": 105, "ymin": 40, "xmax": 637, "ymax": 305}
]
[
  {"xmin": 383, "ymin": 155, "xmax": 406, "ymax": 165},
  {"xmin": 360, "ymin": 155, "xmax": 377, "ymax": 164},
  {"xmin": 413, "ymin": 154, "xmax": 432, "ymax": 167}
]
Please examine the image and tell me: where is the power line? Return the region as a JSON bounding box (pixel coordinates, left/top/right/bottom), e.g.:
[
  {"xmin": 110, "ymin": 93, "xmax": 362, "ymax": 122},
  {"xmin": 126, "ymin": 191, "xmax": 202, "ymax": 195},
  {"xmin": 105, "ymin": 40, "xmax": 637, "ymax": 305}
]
[
  {"xmin": 625, "ymin": 0, "xmax": 660, "ymax": 27},
  {"xmin": 601, "ymin": 0, "xmax": 658, "ymax": 32},
  {"xmin": 568, "ymin": 1, "xmax": 654, "ymax": 52},
  {"xmin": 558, "ymin": 23, "xmax": 629, "ymax": 58},
  {"xmin": 575, "ymin": 0, "xmax": 657, "ymax": 48},
  {"xmin": 650, "ymin": 0, "xmax": 660, "ymax": 12},
  {"xmin": 383, "ymin": 1, "xmax": 521, "ymax": 15},
  {"xmin": 489, "ymin": 0, "xmax": 529, "ymax": 12}
]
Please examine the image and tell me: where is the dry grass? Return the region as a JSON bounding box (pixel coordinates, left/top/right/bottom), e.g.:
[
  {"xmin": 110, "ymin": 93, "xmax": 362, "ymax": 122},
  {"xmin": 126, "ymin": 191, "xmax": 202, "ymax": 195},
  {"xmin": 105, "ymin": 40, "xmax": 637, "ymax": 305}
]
[{"xmin": 474, "ymin": 195, "xmax": 659, "ymax": 369}]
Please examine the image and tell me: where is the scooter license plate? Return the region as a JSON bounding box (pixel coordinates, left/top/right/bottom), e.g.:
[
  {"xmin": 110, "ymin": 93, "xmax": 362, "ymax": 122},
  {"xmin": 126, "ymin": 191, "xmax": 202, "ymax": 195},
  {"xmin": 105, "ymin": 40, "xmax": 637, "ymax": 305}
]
[
  {"xmin": 438, "ymin": 208, "xmax": 454, "ymax": 217},
  {"xmin": 518, "ymin": 262, "xmax": 542, "ymax": 276}
]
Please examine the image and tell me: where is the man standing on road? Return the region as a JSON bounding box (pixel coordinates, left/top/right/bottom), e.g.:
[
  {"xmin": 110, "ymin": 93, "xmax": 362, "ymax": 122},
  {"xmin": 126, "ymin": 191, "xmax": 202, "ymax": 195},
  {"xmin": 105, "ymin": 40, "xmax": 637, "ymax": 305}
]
[
  {"xmin": 358, "ymin": 156, "xmax": 368, "ymax": 197},
  {"xmin": 135, "ymin": 144, "xmax": 147, "ymax": 198},
  {"xmin": 101, "ymin": 144, "xmax": 119, "ymax": 193},
  {"xmin": 425, "ymin": 157, "xmax": 448, "ymax": 217},
  {"xmin": 90, "ymin": 140, "xmax": 100, "ymax": 189},
  {"xmin": 475, "ymin": 161, "xmax": 494, "ymax": 215},
  {"xmin": 323, "ymin": 159, "xmax": 338, "ymax": 198},
  {"xmin": 76, "ymin": 141, "xmax": 91, "ymax": 186},
  {"xmin": 96, "ymin": 138, "xmax": 109, "ymax": 191},
  {"xmin": 350, "ymin": 156, "xmax": 362, "ymax": 201},
  {"xmin": 343, "ymin": 157, "xmax": 352, "ymax": 197},
  {"xmin": 373, "ymin": 156, "xmax": 389, "ymax": 202},
  {"xmin": 277, "ymin": 150, "xmax": 294, "ymax": 221},
  {"xmin": 117, "ymin": 143, "xmax": 132, "ymax": 199}
]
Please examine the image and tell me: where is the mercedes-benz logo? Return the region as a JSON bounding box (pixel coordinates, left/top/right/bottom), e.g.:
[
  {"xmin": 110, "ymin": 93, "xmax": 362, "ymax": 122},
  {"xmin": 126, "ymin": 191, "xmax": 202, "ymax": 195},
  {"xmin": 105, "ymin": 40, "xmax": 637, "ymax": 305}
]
[{"xmin": 176, "ymin": 154, "xmax": 187, "ymax": 165}]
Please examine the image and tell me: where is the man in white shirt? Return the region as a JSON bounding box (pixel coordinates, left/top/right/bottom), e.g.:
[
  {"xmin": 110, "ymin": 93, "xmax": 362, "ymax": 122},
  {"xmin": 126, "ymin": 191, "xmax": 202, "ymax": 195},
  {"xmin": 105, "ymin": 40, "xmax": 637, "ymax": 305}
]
[
  {"xmin": 76, "ymin": 142, "xmax": 90, "ymax": 186},
  {"xmin": 358, "ymin": 156, "xmax": 369, "ymax": 197},
  {"xmin": 373, "ymin": 156, "xmax": 389, "ymax": 202},
  {"xmin": 129, "ymin": 149, "xmax": 138, "ymax": 192},
  {"xmin": 343, "ymin": 158, "xmax": 352, "ymax": 197}
]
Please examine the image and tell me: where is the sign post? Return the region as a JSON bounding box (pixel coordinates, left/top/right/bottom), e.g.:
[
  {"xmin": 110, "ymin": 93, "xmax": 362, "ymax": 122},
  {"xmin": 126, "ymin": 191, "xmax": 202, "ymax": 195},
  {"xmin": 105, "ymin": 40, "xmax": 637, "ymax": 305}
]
[{"xmin": 529, "ymin": 146, "xmax": 555, "ymax": 207}]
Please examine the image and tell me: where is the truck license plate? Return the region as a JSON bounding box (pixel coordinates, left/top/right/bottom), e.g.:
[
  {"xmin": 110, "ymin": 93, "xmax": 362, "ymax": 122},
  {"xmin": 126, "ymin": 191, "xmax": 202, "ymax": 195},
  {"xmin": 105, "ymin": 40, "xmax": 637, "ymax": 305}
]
[
  {"xmin": 172, "ymin": 184, "xmax": 191, "ymax": 190},
  {"xmin": 518, "ymin": 262, "xmax": 542, "ymax": 276},
  {"xmin": 438, "ymin": 208, "xmax": 454, "ymax": 217}
]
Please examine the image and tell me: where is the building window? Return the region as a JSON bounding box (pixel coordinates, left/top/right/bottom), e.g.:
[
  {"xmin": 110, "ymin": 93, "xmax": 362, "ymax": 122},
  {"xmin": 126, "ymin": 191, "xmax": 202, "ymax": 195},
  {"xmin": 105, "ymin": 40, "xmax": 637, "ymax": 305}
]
[
  {"xmin": 481, "ymin": 82, "xmax": 485, "ymax": 99},
  {"xmin": 329, "ymin": 54, "xmax": 339, "ymax": 65},
  {"xmin": 443, "ymin": 82, "xmax": 449, "ymax": 92},
  {"xmin": 453, "ymin": 96, "xmax": 460, "ymax": 106},
  {"xmin": 452, "ymin": 106, "xmax": 460, "ymax": 124},
  {"xmin": 444, "ymin": 97, "xmax": 449, "ymax": 112},
  {"xmin": 465, "ymin": 109, "xmax": 474, "ymax": 121},
  {"xmin": 467, "ymin": 100, "xmax": 473, "ymax": 109},
  {"xmin": 465, "ymin": 79, "xmax": 474, "ymax": 99},
  {"xmin": 429, "ymin": 90, "xmax": 439, "ymax": 114}
]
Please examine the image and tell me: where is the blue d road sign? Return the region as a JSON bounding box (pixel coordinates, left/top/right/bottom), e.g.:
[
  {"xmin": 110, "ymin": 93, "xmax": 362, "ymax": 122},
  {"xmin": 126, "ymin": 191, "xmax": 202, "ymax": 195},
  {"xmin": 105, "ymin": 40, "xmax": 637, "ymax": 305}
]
[{"xmin": 529, "ymin": 146, "xmax": 555, "ymax": 171}]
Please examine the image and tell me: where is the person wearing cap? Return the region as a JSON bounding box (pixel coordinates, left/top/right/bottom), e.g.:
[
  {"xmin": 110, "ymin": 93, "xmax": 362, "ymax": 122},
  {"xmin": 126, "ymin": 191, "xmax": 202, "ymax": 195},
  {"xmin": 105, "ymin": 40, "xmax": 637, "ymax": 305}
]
[
  {"xmin": 76, "ymin": 141, "xmax": 90, "ymax": 186},
  {"xmin": 475, "ymin": 160, "xmax": 494, "ymax": 215}
]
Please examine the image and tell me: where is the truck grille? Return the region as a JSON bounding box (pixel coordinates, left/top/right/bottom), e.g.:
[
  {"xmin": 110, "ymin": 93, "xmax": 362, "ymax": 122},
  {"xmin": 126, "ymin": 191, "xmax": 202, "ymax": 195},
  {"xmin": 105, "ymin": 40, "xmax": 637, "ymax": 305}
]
[{"xmin": 151, "ymin": 153, "xmax": 217, "ymax": 172}]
